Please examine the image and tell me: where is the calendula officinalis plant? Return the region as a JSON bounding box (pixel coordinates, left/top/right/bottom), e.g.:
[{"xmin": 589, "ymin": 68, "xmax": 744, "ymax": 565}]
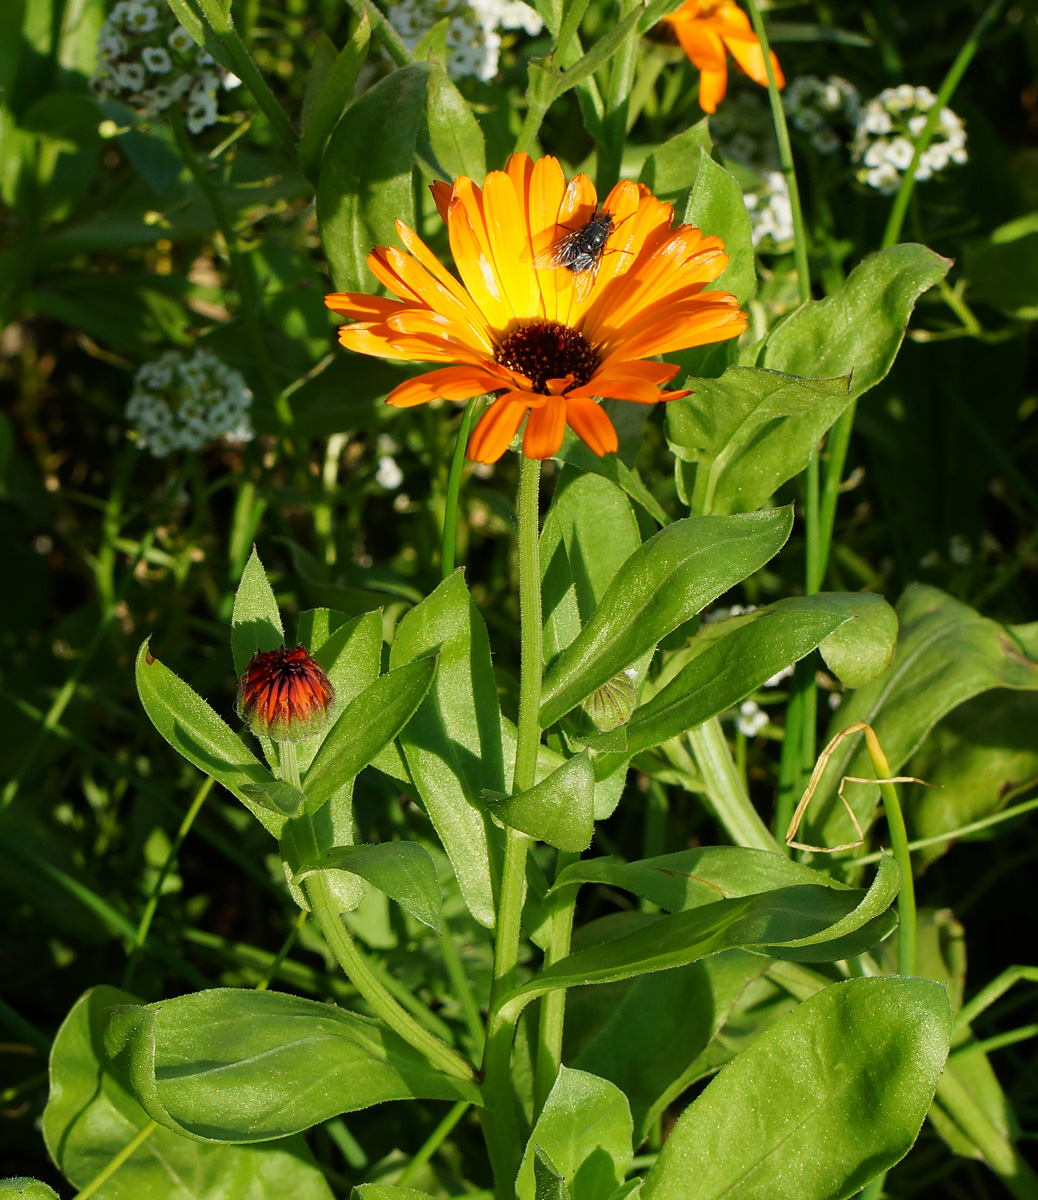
[{"xmin": 3, "ymin": 0, "xmax": 1038, "ymax": 1198}]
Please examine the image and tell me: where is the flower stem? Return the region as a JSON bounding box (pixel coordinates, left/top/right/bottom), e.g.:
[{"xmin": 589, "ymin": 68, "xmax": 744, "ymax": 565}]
[
  {"xmin": 881, "ymin": 0, "xmax": 1006, "ymax": 250},
  {"xmin": 398, "ymin": 1100, "xmax": 472, "ymax": 1186},
  {"xmin": 744, "ymin": 0, "xmax": 810, "ymax": 305},
  {"xmin": 441, "ymin": 396, "xmax": 483, "ymax": 578},
  {"xmin": 279, "ymin": 743, "xmax": 474, "ymax": 1083},
  {"xmin": 480, "ymin": 453, "xmax": 542, "ymax": 1197}
]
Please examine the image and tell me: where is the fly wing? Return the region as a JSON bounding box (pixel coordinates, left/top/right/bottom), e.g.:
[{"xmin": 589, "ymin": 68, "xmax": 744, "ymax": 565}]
[{"xmin": 530, "ymin": 229, "xmax": 582, "ymax": 271}]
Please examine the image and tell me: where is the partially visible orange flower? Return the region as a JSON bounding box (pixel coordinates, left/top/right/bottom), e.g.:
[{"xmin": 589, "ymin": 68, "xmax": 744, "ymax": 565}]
[
  {"xmin": 324, "ymin": 154, "xmax": 747, "ymax": 464},
  {"xmin": 662, "ymin": 0, "xmax": 784, "ymax": 114}
]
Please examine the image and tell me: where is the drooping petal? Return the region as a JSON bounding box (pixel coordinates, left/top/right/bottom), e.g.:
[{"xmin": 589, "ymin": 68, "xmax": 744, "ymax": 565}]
[
  {"xmin": 723, "ymin": 29, "xmax": 784, "ymax": 89},
  {"xmin": 430, "ymin": 179, "xmax": 454, "ymax": 224},
  {"xmin": 467, "ymin": 394, "xmax": 530, "ymax": 462},
  {"xmin": 386, "ymin": 365, "xmax": 505, "ymax": 408},
  {"xmin": 698, "ymin": 66, "xmax": 728, "ymax": 113},
  {"xmin": 324, "ymin": 293, "xmax": 402, "ymax": 321},
  {"xmin": 522, "ymin": 396, "xmax": 567, "ymax": 459},
  {"xmin": 565, "ymin": 396, "xmax": 619, "ymax": 456}
]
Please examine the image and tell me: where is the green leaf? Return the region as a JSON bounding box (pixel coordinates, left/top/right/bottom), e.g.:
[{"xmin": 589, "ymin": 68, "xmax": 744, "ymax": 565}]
[
  {"xmin": 317, "ymin": 63, "xmax": 430, "ymax": 293},
  {"xmin": 298, "ymin": 16, "xmax": 372, "ymax": 185},
  {"xmin": 539, "ymin": 509, "xmax": 793, "ymax": 728},
  {"xmin": 231, "ymin": 546, "xmax": 285, "ymax": 677},
  {"xmin": 426, "ymin": 65, "xmax": 486, "ymax": 182},
  {"xmin": 682, "ymin": 151, "xmax": 755, "ymax": 306},
  {"xmin": 488, "ymin": 751, "xmax": 595, "ymax": 852},
  {"xmin": 532, "ymin": 1148, "xmax": 572, "ymax": 1200},
  {"xmin": 638, "ymin": 119, "xmax": 712, "ymax": 203},
  {"xmin": 963, "ymin": 213, "xmax": 1038, "ymax": 319},
  {"xmin": 803, "ymin": 584, "xmax": 1038, "ymax": 851},
  {"xmin": 354, "ymin": 1188, "xmax": 437, "ymax": 1200},
  {"xmin": 554, "ymin": 435, "xmax": 671, "ymax": 526},
  {"xmin": 763, "ymin": 244, "xmax": 949, "ymax": 399},
  {"xmin": 389, "ymin": 571, "xmax": 505, "ymax": 928},
  {"xmin": 43, "ymin": 987, "xmax": 336, "ymax": 1199},
  {"xmin": 516, "ymin": 1067, "xmax": 633, "ymax": 1200},
  {"xmin": 666, "ymin": 368, "xmax": 850, "ymax": 516},
  {"xmin": 240, "ymin": 779, "xmax": 307, "ymax": 818},
  {"xmin": 303, "ymin": 657, "xmax": 436, "ymax": 812},
  {"xmin": 908, "ymin": 690, "xmax": 1038, "ymax": 863},
  {"xmin": 552, "ymin": 845, "xmax": 859, "ymax": 913},
  {"xmin": 541, "ymin": 471, "xmax": 642, "ymax": 668},
  {"xmin": 135, "ymin": 641, "xmax": 285, "ymax": 837},
  {"xmin": 501, "ymin": 866, "xmax": 898, "ymax": 1014},
  {"xmin": 566, "ymin": 951, "xmax": 768, "ymax": 1146},
  {"xmin": 641, "ymin": 977, "xmax": 952, "ymax": 1200},
  {"xmin": 104, "ymin": 989, "xmax": 480, "ymax": 1143},
  {"xmin": 551, "ymin": 5, "xmax": 643, "ymax": 98},
  {"xmin": 817, "ymin": 591, "xmax": 899, "ymax": 686},
  {"xmin": 606, "ymin": 594, "xmax": 881, "ymax": 755},
  {"xmin": 0, "ymin": 1182, "xmax": 59, "ymax": 1200},
  {"xmin": 297, "ymin": 841, "xmax": 441, "ymax": 929}
]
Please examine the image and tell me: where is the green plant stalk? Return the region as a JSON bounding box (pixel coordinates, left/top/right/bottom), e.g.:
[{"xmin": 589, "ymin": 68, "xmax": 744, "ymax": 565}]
[
  {"xmin": 1, "ymin": 461, "xmax": 188, "ymax": 815},
  {"xmin": 687, "ymin": 720, "xmax": 778, "ymax": 852},
  {"xmin": 0, "ymin": 997, "xmax": 50, "ymax": 1056},
  {"xmin": 533, "ymin": 849, "xmax": 581, "ymax": 1111},
  {"xmin": 168, "ymin": 108, "xmax": 284, "ymax": 425},
  {"xmin": 189, "ymin": 0, "xmax": 298, "ymax": 156},
  {"xmin": 72, "ymin": 1122, "xmax": 158, "ymax": 1200},
  {"xmin": 442, "ymin": 396, "xmax": 483, "ymax": 578},
  {"xmin": 881, "ymin": 0, "xmax": 1007, "ymax": 249},
  {"xmin": 256, "ymin": 908, "xmax": 308, "ymax": 991},
  {"xmin": 955, "ymin": 965, "xmax": 1038, "ymax": 1033},
  {"xmin": 744, "ymin": 0, "xmax": 810, "ymax": 305},
  {"xmin": 952, "ymin": 1024, "xmax": 1038, "ymax": 1060},
  {"xmin": 123, "ymin": 776, "xmax": 215, "ymax": 990},
  {"xmin": 481, "ymin": 453, "xmax": 542, "ymax": 1198},
  {"xmin": 398, "ymin": 1100, "xmax": 472, "ymax": 1186},
  {"xmin": 439, "ymin": 916, "xmax": 486, "ymax": 1053},
  {"xmin": 342, "ymin": 0, "xmax": 413, "ymax": 66},
  {"xmin": 596, "ymin": 0, "xmax": 641, "ymax": 194},
  {"xmin": 280, "ymin": 744, "xmax": 474, "ymax": 1083}
]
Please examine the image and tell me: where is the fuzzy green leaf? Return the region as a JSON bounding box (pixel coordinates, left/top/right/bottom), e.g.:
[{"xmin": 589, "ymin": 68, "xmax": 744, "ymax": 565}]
[
  {"xmin": 297, "ymin": 841, "xmax": 441, "ymax": 929},
  {"xmin": 488, "ymin": 751, "xmax": 595, "ymax": 852}
]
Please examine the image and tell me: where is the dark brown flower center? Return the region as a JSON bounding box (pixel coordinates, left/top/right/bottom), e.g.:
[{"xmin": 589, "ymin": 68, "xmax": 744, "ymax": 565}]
[{"xmin": 495, "ymin": 322, "xmax": 599, "ymax": 395}]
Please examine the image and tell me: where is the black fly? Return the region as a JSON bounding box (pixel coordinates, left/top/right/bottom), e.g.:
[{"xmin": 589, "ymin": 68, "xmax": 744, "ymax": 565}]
[{"xmin": 531, "ymin": 210, "xmax": 623, "ymax": 299}]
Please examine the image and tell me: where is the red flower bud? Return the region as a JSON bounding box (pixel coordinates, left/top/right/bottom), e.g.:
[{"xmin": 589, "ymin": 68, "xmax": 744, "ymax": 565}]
[{"xmin": 237, "ymin": 645, "xmax": 334, "ymax": 742}]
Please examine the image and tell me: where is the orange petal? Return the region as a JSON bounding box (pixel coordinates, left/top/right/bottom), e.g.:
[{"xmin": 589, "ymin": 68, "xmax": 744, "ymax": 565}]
[
  {"xmin": 522, "ymin": 395, "xmax": 567, "ymax": 459},
  {"xmin": 467, "ymin": 394, "xmax": 530, "ymax": 462},
  {"xmin": 565, "ymin": 396, "xmax": 619, "ymax": 456},
  {"xmin": 698, "ymin": 66, "xmax": 728, "ymax": 113},
  {"xmin": 338, "ymin": 323, "xmax": 428, "ymax": 361},
  {"xmin": 579, "ymin": 372, "xmax": 662, "ymax": 404},
  {"xmin": 673, "ymin": 20, "xmax": 726, "ymax": 72},
  {"xmin": 724, "ymin": 30, "xmax": 784, "ymax": 89},
  {"xmin": 386, "ymin": 364, "xmax": 504, "ymax": 408},
  {"xmin": 324, "ymin": 293, "xmax": 403, "ymax": 320},
  {"xmin": 430, "ymin": 180, "xmax": 454, "ymax": 224},
  {"xmin": 608, "ymin": 299, "xmax": 747, "ymax": 361},
  {"xmin": 395, "ymin": 220, "xmax": 496, "ymax": 343},
  {"xmin": 483, "ymin": 169, "xmax": 541, "ymax": 321},
  {"xmin": 447, "ymin": 188, "xmax": 513, "ymax": 334}
]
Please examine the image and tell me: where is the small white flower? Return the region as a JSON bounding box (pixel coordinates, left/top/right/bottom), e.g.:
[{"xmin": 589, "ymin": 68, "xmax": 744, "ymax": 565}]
[
  {"xmin": 376, "ymin": 456, "xmax": 405, "ymax": 489},
  {"xmin": 890, "ymin": 83, "xmax": 916, "ymax": 110},
  {"xmin": 763, "ymin": 664, "xmax": 795, "ymax": 688},
  {"xmin": 142, "ymin": 45, "xmax": 172, "ymax": 73},
  {"xmin": 113, "ymin": 60, "xmax": 146, "ymax": 90},
  {"xmin": 863, "ymin": 107, "xmax": 893, "ymax": 135},
  {"xmin": 737, "ymin": 701, "xmax": 769, "ymax": 738},
  {"xmin": 863, "ymin": 162, "xmax": 900, "ymax": 193},
  {"xmin": 885, "ymin": 137, "xmax": 915, "ymax": 170},
  {"xmin": 125, "ymin": 1, "xmax": 159, "ymax": 32},
  {"xmin": 914, "ymin": 85, "xmax": 937, "ymax": 109},
  {"xmin": 168, "ymin": 25, "xmax": 194, "ymax": 51},
  {"xmin": 949, "ymin": 534, "xmax": 972, "ymax": 565},
  {"xmin": 186, "ymin": 90, "xmax": 219, "ymax": 132}
]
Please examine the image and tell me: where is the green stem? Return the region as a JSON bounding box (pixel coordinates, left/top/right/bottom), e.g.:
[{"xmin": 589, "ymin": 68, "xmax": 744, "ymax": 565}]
[
  {"xmin": 955, "ymin": 966, "xmax": 1038, "ymax": 1034},
  {"xmin": 72, "ymin": 1122, "xmax": 157, "ymax": 1199},
  {"xmin": 744, "ymin": 0, "xmax": 810, "ymax": 304},
  {"xmin": 191, "ymin": 0, "xmax": 298, "ymax": 156},
  {"xmin": 952, "ymin": 1024, "xmax": 1038, "ymax": 1060},
  {"xmin": 1, "ymin": 461, "xmax": 187, "ymax": 814},
  {"xmin": 342, "ymin": 0, "xmax": 413, "ymax": 66},
  {"xmin": 881, "ymin": 0, "xmax": 1007, "ymax": 250},
  {"xmin": 687, "ymin": 719, "xmax": 778, "ymax": 851},
  {"xmin": 481, "ymin": 453, "xmax": 542, "ymax": 1198},
  {"xmin": 124, "ymin": 776, "xmax": 215, "ymax": 990},
  {"xmin": 533, "ymin": 850, "xmax": 580, "ymax": 1111},
  {"xmin": 596, "ymin": 0, "xmax": 640, "ymax": 194},
  {"xmin": 441, "ymin": 396, "xmax": 483, "ymax": 578},
  {"xmin": 256, "ymin": 907, "xmax": 308, "ymax": 991},
  {"xmin": 398, "ymin": 1101, "xmax": 472, "ymax": 1186},
  {"xmin": 280, "ymin": 744, "xmax": 474, "ymax": 1083},
  {"xmin": 168, "ymin": 107, "xmax": 284, "ymax": 424},
  {"xmin": 439, "ymin": 916, "xmax": 486, "ymax": 1054}
]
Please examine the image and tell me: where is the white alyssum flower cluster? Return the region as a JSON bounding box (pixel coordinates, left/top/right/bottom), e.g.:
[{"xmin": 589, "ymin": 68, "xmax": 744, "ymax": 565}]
[
  {"xmin": 852, "ymin": 84, "xmax": 968, "ymax": 195},
  {"xmin": 92, "ymin": 0, "xmax": 239, "ymax": 132},
  {"xmin": 126, "ymin": 349, "xmax": 254, "ymax": 457},
  {"xmin": 783, "ymin": 74, "xmax": 860, "ymax": 154},
  {"xmin": 387, "ymin": 0, "xmax": 542, "ymax": 80},
  {"xmin": 743, "ymin": 171, "xmax": 795, "ymax": 248}
]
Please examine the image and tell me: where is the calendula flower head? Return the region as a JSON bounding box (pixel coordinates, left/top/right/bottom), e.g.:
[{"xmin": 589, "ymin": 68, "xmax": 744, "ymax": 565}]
[
  {"xmin": 238, "ymin": 646, "xmax": 335, "ymax": 742},
  {"xmin": 125, "ymin": 348, "xmax": 253, "ymax": 457},
  {"xmin": 91, "ymin": 1, "xmax": 240, "ymax": 131},
  {"xmin": 324, "ymin": 154, "xmax": 747, "ymax": 464},
  {"xmin": 852, "ymin": 86, "xmax": 967, "ymax": 195},
  {"xmin": 743, "ymin": 171, "xmax": 794, "ymax": 249},
  {"xmin": 660, "ymin": 0, "xmax": 784, "ymax": 114},
  {"xmin": 783, "ymin": 74, "xmax": 861, "ymax": 154},
  {"xmin": 387, "ymin": 0, "xmax": 542, "ymax": 80}
]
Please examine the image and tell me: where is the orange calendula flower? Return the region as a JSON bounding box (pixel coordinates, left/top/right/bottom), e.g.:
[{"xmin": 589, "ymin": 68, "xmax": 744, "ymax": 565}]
[
  {"xmin": 324, "ymin": 153, "xmax": 747, "ymax": 463},
  {"xmin": 238, "ymin": 646, "xmax": 335, "ymax": 742},
  {"xmin": 662, "ymin": 0, "xmax": 784, "ymax": 114}
]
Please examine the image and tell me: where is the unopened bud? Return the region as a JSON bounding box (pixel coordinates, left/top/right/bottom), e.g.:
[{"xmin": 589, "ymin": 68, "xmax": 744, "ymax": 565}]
[
  {"xmin": 237, "ymin": 645, "xmax": 334, "ymax": 742},
  {"xmin": 581, "ymin": 668, "xmax": 637, "ymax": 731}
]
